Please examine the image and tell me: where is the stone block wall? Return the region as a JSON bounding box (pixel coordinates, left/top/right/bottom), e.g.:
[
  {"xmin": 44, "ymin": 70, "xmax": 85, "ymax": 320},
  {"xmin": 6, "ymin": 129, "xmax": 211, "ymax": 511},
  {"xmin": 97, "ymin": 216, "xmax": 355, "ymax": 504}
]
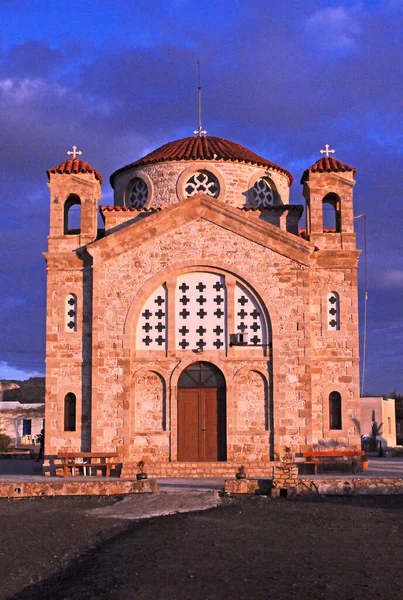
[
  {"xmin": 112, "ymin": 160, "xmax": 291, "ymax": 209},
  {"xmin": 44, "ymin": 153, "xmax": 362, "ymax": 476}
]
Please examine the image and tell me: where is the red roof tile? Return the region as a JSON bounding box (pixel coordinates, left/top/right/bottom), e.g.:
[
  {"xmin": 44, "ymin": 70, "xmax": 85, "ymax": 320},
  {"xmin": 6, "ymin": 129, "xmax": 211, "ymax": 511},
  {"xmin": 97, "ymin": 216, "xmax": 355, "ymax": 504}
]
[
  {"xmin": 47, "ymin": 158, "xmax": 103, "ymax": 183},
  {"xmin": 300, "ymin": 156, "xmax": 355, "ymax": 183},
  {"xmin": 238, "ymin": 205, "xmax": 303, "ymax": 215},
  {"xmin": 99, "ymin": 206, "xmax": 161, "ymax": 212},
  {"xmin": 110, "ymin": 136, "xmax": 293, "ymax": 186}
]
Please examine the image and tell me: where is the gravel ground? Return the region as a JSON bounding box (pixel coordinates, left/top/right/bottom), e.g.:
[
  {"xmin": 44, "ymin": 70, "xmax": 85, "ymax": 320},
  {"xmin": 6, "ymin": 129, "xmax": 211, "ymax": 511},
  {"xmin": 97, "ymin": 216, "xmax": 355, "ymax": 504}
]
[{"xmin": 1, "ymin": 494, "xmax": 403, "ymax": 600}]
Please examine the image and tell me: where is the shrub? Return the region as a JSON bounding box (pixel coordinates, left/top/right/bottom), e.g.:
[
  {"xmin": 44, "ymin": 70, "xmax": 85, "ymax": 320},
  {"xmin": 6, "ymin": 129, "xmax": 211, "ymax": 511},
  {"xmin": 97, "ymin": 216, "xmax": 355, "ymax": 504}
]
[{"xmin": 0, "ymin": 432, "xmax": 12, "ymax": 452}]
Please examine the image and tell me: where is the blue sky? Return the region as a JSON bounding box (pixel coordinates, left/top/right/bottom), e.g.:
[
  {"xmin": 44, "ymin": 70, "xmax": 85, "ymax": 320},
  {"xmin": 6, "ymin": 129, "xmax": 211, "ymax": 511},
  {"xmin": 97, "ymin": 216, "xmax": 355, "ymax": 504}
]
[{"xmin": 0, "ymin": 0, "xmax": 402, "ymax": 393}]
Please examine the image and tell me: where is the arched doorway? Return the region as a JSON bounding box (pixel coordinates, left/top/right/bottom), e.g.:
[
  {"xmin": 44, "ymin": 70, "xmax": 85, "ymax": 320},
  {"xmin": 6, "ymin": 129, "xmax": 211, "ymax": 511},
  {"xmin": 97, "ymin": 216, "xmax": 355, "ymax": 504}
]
[{"xmin": 177, "ymin": 361, "xmax": 226, "ymax": 462}]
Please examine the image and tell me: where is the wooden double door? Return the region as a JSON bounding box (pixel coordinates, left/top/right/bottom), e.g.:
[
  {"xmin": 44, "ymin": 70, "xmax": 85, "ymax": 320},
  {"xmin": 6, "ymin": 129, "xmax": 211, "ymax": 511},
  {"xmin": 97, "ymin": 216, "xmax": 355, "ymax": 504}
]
[{"xmin": 178, "ymin": 387, "xmax": 226, "ymax": 462}]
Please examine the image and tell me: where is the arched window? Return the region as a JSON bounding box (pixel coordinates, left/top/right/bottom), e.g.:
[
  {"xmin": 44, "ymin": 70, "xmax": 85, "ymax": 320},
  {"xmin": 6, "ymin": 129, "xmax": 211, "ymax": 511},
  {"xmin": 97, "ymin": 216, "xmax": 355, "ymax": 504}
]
[
  {"xmin": 184, "ymin": 171, "xmax": 220, "ymax": 198},
  {"xmin": 64, "ymin": 393, "xmax": 76, "ymax": 431},
  {"xmin": 327, "ymin": 291, "xmax": 340, "ymax": 331},
  {"xmin": 178, "ymin": 361, "xmax": 226, "ymax": 388},
  {"xmin": 66, "ymin": 293, "xmax": 77, "ymax": 332},
  {"xmin": 322, "ymin": 193, "xmax": 341, "ymax": 232},
  {"xmin": 129, "ymin": 177, "xmax": 148, "ymax": 208},
  {"xmin": 63, "ymin": 194, "xmax": 81, "ymax": 235},
  {"xmin": 253, "ymin": 178, "xmax": 274, "ymax": 207},
  {"xmin": 136, "ymin": 272, "xmax": 268, "ymax": 351},
  {"xmin": 329, "ymin": 391, "xmax": 342, "ymax": 430}
]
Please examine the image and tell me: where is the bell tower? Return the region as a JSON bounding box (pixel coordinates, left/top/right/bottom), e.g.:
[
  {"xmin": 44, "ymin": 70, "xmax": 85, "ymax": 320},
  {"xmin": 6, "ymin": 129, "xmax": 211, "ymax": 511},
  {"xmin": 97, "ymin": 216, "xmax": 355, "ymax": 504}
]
[
  {"xmin": 301, "ymin": 147, "xmax": 356, "ymax": 250},
  {"xmin": 46, "ymin": 147, "xmax": 102, "ymax": 253},
  {"xmin": 301, "ymin": 148, "xmax": 361, "ymax": 449},
  {"xmin": 43, "ymin": 148, "xmax": 102, "ymax": 457}
]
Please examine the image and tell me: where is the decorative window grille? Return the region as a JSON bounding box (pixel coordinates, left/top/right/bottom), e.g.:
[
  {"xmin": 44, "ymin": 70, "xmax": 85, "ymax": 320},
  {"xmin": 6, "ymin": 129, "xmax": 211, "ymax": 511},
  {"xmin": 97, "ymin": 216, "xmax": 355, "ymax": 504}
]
[
  {"xmin": 327, "ymin": 291, "xmax": 340, "ymax": 330},
  {"xmin": 175, "ymin": 273, "xmax": 226, "ymax": 351},
  {"xmin": 184, "ymin": 171, "xmax": 219, "ymax": 198},
  {"xmin": 136, "ymin": 284, "xmax": 167, "ymax": 350},
  {"xmin": 66, "ymin": 294, "xmax": 77, "ymax": 332},
  {"xmin": 234, "ymin": 284, "xmax": 267, "ymax": 346},
  {"xmin": 329, "ymin": 391, "xmax": 342, "ymax": 430},
  {"xmin": 129, "ymin": 178, "xmax": 148, "ymax": 208},
  {"xmin": 253, "ymin": 178, "xmax": 274, "ymax": 207},
  {"xmin": 135, "ymin": 274, "xmax": 267, "ymax": 352}
]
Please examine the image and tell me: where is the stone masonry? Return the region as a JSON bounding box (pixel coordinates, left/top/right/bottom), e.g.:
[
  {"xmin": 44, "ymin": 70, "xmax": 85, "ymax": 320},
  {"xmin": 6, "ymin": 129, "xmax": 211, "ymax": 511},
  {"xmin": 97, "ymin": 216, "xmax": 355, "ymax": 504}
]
[{"xmin": 44, "ymin": 138, "xmax": 361, "ymax": 477}]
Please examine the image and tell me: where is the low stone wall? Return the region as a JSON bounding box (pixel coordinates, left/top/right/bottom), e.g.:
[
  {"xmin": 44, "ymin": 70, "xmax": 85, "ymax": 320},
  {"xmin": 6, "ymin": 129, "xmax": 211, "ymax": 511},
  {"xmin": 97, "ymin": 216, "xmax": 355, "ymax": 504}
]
[
  {"xmin": 298, "ymin": 477, "xmax": 403, "ymax": 495},
  {"xmin": 122, "ymin": 461, "xmax": 275, "ymax": 478},
  {"xmin": 0, "ymin": 478, "xmax": 157, "ymax": 499}
]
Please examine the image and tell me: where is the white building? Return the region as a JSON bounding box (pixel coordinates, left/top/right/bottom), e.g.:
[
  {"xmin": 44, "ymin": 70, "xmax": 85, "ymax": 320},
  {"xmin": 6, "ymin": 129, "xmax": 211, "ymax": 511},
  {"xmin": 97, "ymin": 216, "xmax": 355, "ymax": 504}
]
[
  {"xmin": 0, "ymin": 402, "xmax": 44, "ymax": 446},
  {"xmin": 360, "ymin": 397, "xmax": 396, "ymax": 449}
]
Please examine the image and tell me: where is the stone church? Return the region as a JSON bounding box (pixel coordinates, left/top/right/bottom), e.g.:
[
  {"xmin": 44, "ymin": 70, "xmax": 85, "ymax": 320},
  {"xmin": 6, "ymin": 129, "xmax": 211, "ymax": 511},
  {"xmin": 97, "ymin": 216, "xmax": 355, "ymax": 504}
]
[{"xmin": 44, "ymin": 134, "xmax": 361, "ymax": 477}]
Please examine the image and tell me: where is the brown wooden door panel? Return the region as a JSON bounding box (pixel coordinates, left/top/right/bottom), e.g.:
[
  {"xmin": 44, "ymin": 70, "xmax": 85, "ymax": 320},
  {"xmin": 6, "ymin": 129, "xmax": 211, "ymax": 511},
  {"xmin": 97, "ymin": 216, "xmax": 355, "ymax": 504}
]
[
  {"xmin": 178, "ymin": 387, "xmax": 226, "ymax": 462},
  {"xmin": 178, "ymin": 389, "xmax": 200, "ymax": 461},
  {"xmin": 203, "ymin": 389, "xmax": 219, "ymax": 462}
]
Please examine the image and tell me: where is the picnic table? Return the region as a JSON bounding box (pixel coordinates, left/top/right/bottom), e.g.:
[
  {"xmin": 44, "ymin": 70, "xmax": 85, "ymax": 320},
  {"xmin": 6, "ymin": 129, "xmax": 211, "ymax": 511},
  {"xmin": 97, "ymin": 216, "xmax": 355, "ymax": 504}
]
[
  {"xmin": 301, "ymin": 449, "xmax": 366, "ymax": 475},
  {"xmin": 55, "ymin": 452, "xmax": 120, "ymax": 477}
]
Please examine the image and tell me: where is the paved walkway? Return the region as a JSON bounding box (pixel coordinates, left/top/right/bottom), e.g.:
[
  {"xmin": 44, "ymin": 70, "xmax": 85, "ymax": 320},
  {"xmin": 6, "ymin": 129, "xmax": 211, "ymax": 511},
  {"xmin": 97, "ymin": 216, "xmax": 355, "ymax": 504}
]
[
  {"xmin": 1, "ymin": 457, "xmax": 403, "ymax": 486},
  {"xmin": 90, "ymin": 490, "xmax": 221, "ymax": 520}
]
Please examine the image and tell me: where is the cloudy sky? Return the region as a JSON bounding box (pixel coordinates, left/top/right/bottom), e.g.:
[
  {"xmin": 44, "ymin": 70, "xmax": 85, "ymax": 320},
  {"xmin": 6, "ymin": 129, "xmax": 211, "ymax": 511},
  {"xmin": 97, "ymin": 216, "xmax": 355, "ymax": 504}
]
[{"xmin": 0, "ymin": 0, "xmax": 402, "ymax": 394}]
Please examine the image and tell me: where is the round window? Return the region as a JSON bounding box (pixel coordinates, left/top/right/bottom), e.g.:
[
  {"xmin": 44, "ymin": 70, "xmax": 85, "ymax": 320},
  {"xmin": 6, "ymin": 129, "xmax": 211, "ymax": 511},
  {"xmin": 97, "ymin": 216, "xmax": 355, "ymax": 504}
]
[
  {"xmin": 129, "ymin": 178, "xmax": 148, "ymax": 208},
  {"xmin": 253, "ymin": 178, "xmax": 274, "ymax": 207},
  {"xmin": 184, "ymin": 170, "xmax": 220, "ymax": 198}
]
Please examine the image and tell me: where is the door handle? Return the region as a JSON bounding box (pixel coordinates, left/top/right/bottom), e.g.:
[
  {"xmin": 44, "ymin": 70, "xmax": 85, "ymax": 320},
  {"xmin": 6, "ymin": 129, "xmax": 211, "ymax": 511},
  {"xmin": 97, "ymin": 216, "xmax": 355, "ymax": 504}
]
[{"xmin": 201, "ymin": 428, "xmax": 206, "ymax": 432}]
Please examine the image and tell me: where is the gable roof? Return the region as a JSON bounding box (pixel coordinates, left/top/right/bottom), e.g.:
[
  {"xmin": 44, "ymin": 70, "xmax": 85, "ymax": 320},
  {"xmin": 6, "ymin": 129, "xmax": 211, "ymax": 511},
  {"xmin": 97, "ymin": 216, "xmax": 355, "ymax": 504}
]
[
  {"xmin": 110, "ymin": 136, "xmax": 294, "ymax": 186},
  {"xmin": 88, "ymin": 194, "xmax": 312, "ymax": 266}
]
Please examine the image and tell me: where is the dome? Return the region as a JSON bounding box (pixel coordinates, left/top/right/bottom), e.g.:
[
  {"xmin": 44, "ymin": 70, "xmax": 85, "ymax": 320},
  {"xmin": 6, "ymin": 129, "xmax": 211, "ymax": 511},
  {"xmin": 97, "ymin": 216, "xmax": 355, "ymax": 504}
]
[
  {"xmin": 110, "ymin": 136, "xmax": 293, "ymax": 187},
  {"xmin": 47, "ymin": 158, "xmax": 103, "ymax": 183},
  {"xmin": 300, "ymin": 156, "xmax": 355, "ymax": 183}
]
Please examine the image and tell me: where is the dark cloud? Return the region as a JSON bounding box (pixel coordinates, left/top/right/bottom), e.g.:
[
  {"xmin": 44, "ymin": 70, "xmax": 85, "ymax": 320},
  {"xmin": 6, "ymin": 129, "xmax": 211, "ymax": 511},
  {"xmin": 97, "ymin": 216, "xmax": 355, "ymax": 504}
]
[{"xmin": 0, "ymin": 40, "xmax": 66, "ymax": 78}]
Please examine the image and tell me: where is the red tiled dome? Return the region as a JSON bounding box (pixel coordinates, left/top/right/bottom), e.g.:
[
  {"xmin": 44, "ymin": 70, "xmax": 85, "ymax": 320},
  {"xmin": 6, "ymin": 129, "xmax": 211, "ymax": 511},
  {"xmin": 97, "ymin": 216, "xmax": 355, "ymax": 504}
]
[
  {"xmin": 47, "ymin": 158, "xmax": 103, "ymax": 183},
  {"xmin": 300, "ymin": 156, "xmax": 355, "ymax": 183},
  {"xmin": 110, "ymin": 136, "xmax": 293, "ymax": 186}
]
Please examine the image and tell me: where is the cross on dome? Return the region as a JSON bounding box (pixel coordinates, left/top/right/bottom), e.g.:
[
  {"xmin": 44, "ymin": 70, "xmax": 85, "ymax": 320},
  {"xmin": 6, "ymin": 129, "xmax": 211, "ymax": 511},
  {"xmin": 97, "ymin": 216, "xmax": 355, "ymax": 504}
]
[
  {"xmin": 320, "ymin": 144, "xmax": 335, "ymax": 157},
  {"xmin": 67, "ymin": 145, "xmax": 83, "ymax": 159}
]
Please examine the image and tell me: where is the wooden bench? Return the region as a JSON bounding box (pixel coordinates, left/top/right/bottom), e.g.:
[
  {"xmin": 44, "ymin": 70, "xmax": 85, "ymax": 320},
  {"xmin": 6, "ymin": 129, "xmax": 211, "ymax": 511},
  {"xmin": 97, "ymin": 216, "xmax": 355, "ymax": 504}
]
[
  {"xmin": 56, "ymin": 452, "xmax": 120, "ymax": 478},
  {"xmin": 301, "ymin": 450, "xmax": 366, "ymax": 475}
]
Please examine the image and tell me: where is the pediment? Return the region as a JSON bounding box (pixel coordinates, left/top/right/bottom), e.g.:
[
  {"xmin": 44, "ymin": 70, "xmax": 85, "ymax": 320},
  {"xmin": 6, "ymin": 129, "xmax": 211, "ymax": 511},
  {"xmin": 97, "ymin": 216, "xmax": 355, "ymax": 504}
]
[{"xmin": 87, "ymin": 194, "xmax": 313, "ymax": 265}]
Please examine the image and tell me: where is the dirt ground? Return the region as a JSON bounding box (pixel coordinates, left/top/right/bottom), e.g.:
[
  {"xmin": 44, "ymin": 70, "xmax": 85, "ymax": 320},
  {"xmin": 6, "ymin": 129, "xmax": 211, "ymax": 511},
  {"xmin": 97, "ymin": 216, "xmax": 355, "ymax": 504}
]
[{"xmin": 1, "ymin": 494, "xmax": 403, "ymax": 600}]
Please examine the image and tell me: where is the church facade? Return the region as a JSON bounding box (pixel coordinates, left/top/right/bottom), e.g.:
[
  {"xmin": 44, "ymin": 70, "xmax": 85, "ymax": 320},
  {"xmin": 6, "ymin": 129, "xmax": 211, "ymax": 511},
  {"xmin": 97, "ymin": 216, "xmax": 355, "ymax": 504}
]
[{"xmin": 44, "ymin": 136, "xmax": 361, "ymax": 477}]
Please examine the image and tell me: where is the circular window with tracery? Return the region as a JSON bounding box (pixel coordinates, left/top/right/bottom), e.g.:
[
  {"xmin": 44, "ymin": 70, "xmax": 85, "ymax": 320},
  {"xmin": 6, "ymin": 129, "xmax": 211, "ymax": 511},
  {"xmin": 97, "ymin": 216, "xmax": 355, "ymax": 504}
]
[
  {"xmin": 129, "ymin": 178, "xmax": 148, "ymax": 208},
  {"xmin": 253, "ymin": 178, "xmax": 274, "ymax": 207},
  {"xmin": 184, "ymin": 170, "xmax": 220, "ymax": 198}
]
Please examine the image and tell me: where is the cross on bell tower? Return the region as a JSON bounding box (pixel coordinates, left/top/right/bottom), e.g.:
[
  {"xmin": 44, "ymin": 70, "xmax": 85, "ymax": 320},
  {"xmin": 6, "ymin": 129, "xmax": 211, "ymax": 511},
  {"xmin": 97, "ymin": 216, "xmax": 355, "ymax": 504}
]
[
  {"xmin": 67, "ymin": 145, "xmax": 83, "ymax": 159},
  {"xmin": 320, "ymin": 144, "xmax": 335, "ymax": 158}
]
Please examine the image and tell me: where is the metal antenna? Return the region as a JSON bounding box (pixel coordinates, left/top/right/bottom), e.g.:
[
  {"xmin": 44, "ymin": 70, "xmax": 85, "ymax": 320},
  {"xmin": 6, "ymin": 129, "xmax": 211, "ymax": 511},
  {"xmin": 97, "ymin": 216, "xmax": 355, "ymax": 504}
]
[
  {"xmin": 354, "ymin": 212, "xmax": 368, "ymax": 396},
  {"xmin": 194, "ymin": 60, "xmax": 207, "ymax": 137}
]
